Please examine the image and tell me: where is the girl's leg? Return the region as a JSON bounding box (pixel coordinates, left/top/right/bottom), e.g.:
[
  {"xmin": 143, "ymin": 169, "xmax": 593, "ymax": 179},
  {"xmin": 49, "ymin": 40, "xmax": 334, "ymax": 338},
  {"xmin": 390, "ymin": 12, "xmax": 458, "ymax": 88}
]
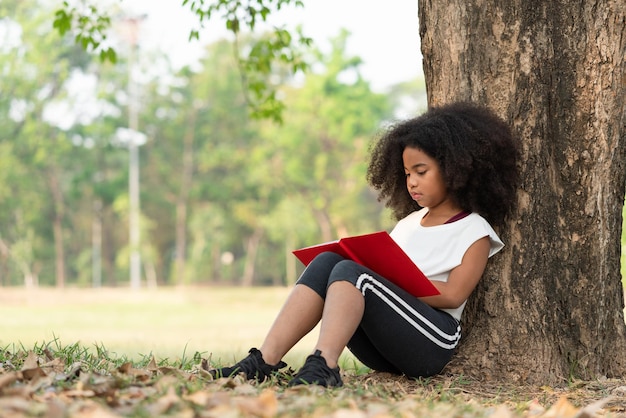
[
  {"xmin": 259, "ymin": 251, "xmax": 348, "ymax": 365},
  {"xmin": 345, "ymin": 327, "xmax": 400, "ymax": 374},
  {"xmin": 348, "ymin": 272, "xmax": 460, "ymax": 377},
  {"xmin": 324, "ymin": 260, "xmax": 460, "ymax": 378},
  {"xmin": 259, "ymin": 284, "xmax": 324, "ymax": 365},
  {"xmin": 313, "ymin": 280, "xmax": 365, "ymax": 368},
  {"xmin": 287, "ymin": 263, "xmax": 366, "ymax": 387},
  {"xmin": 209, "ymin": 252, "xmax": 346, "ymax": 381}
]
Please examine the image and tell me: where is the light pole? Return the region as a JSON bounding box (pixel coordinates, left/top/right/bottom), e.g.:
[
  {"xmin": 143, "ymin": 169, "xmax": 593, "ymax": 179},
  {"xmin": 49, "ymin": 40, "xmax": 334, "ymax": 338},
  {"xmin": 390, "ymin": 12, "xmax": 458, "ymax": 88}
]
[{"xmin": 117, "ymin": 15, "xmax": 147, "ymax": 289}]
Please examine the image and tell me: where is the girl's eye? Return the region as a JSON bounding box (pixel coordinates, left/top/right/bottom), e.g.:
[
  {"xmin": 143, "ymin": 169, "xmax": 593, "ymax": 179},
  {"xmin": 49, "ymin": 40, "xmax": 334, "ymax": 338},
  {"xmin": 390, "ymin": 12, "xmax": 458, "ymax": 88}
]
[{"xmin": 417, "ymin": 171, "xmax": 426, "ymax": 176}]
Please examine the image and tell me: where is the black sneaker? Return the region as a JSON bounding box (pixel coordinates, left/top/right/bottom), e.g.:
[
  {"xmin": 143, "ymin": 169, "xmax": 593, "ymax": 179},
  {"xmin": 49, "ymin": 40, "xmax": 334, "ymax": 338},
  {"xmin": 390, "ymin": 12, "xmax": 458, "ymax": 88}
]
[
  {"xmin": 287, "ymin": 350, "xmax": 343, "ymax": 387},
  {"xmin": 209, "ymin": 348, "xmax": 287, "ymax": 382}
]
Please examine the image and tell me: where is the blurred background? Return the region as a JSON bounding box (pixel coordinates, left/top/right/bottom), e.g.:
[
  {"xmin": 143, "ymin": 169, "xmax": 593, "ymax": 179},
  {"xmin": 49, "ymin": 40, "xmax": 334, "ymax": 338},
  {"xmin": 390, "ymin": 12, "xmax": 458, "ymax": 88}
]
[
  {"xmin": 0, "ymin": 0, "xmax": 427, "ymax": 362},
  {"xmin": 1, "ymin": 0, "xmax": 624, "ymax": 363},
  {"xmin": 0, "ymin": 0, "xmax": 427, "ymax": 290}
]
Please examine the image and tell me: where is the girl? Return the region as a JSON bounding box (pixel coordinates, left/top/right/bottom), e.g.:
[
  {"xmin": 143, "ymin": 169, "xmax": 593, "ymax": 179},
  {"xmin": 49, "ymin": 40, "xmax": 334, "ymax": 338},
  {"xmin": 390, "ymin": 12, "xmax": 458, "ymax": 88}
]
[{"xmin": 209, "ymin": 102, "xmax": 519, "ymax": 387}]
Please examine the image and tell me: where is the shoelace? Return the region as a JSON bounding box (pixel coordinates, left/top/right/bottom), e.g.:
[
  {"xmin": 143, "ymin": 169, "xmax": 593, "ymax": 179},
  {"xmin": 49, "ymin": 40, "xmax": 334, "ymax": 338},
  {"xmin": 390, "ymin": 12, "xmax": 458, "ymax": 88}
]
[
  {"xmin": 233, "ymin": 352, "xmax": 263, "ymax": 379},
  {"xmin": 224, "ymin": 349, "xmax": 286, "ymax": 380},
  {"xmin": 292, "ymin": 354, "xmax": 334, "ymax": 384}
]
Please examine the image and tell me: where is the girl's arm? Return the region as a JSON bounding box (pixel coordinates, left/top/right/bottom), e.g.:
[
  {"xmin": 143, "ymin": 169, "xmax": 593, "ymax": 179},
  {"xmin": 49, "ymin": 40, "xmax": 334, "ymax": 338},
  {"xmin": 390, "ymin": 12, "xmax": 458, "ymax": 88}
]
[{"xmin": 419, "ymin": 236, "xmax": 491, "ymax": 309}]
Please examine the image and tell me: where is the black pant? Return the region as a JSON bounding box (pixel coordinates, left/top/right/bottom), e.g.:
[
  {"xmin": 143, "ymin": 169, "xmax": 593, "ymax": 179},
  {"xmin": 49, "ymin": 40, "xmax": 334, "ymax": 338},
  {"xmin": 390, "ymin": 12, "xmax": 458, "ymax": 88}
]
[{"xmin": 296, "ymin": 252, "xmax": 460, "ymax": 378}]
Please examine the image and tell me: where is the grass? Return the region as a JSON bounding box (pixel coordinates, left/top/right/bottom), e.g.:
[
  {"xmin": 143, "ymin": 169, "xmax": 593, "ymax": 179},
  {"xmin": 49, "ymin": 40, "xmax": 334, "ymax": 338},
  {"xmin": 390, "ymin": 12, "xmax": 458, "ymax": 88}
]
[
  {"xmin": 0, "ymin": 286, "xmax": 358, "ymax": 369},
  {"xmin": 1, "ymin": 287, "xmax": 626, "ymax": 417}
]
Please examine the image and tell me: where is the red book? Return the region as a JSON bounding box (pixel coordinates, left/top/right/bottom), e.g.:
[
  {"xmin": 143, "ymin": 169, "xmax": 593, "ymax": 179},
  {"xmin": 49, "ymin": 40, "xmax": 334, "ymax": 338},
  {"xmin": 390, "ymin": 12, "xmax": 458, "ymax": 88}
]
[{"xmin": 292, "ymin": 231, "xmax": 440, "ymax": 297}]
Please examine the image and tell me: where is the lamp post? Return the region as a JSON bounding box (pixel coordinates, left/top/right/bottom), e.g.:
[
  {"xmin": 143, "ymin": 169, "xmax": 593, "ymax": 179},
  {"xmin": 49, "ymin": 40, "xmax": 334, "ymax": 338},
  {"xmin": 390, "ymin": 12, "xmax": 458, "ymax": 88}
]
[{"xmin": 117, "ymin": 14, "xmax": 147, "ymax": 289}]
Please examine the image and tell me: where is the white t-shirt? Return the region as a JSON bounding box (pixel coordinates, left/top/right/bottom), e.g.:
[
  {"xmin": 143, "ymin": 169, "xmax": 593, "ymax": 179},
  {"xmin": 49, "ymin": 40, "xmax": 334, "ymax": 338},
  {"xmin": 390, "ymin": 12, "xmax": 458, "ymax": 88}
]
[{"xmin": 389, "ymin": 208, "xmax": 504, "ymax": 321}]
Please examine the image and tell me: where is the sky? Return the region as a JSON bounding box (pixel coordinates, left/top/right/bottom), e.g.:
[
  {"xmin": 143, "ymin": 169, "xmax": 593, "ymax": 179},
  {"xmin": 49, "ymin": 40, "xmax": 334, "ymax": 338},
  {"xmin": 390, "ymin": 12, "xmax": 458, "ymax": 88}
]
[{"xmin": 120, "ymin": 0, "xmax": 424, "ymax": 92}]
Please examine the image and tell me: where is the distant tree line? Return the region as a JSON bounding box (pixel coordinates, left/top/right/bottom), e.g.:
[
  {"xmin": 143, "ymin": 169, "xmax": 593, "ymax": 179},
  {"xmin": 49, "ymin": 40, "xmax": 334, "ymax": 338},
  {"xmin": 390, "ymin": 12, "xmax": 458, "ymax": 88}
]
[{"xmin": 0, "ymin": 0, "xmax": 427, "ymax": 287}]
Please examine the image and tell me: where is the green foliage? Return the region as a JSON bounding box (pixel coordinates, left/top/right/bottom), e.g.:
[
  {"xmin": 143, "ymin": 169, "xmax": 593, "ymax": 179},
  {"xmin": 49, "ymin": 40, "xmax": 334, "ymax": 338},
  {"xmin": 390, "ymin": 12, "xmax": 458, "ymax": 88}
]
[
  {"xmin": 52, "ymin": 0, "xmax": 313, "ymax": 122},
  {"xmin": 2, "ymin": 0, "xmax": 424, "ymax": 287},
  {"xmin": 53, "ymin": 0, "xmax": 117, "ymax": 63},
  {"xmin": 237, "ymin": 26, "xmax": 312, "ymax": 122},
  {"xmin": 183, "ymin": 0, "xmax": 303, "ymax": 34}
]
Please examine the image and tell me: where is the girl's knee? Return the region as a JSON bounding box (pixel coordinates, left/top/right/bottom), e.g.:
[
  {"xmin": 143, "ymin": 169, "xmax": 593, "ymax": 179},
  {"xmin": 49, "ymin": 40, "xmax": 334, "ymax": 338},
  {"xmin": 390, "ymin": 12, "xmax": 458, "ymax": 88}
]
[
  {"xmin": 311, "ymin": 251, "xmax": 345, "ymax": 266},
  {"xmin": 296, "ymin": 252, "xmax": 346, "ymax": 299},
  {"xmin": 328, "ymin": 259, "xmax": 364, "ymax": 287}
]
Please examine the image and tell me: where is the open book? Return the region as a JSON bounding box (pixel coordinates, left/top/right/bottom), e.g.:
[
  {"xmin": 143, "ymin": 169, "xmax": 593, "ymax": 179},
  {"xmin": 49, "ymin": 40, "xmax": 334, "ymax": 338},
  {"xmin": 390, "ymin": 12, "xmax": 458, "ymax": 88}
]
[{"xmin": 293, "ymin": 231, "xmax": 440, "ymax": 297}]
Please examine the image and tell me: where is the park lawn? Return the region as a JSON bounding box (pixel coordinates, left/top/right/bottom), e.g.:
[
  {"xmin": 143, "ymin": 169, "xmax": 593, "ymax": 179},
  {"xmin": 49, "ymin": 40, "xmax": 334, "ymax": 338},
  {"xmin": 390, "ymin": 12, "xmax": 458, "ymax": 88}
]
[
  {"xmin": 0, "ymin": 286, "xmax": 337, "ymax": 368},
  {"xmin": 1, "ymin": 287, "xmax": 625, "ymax": 417}
]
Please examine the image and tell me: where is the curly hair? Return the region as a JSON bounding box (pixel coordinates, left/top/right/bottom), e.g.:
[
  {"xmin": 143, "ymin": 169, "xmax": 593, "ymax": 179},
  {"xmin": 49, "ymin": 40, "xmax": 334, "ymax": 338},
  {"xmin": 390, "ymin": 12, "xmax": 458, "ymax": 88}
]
[{"xmin": 367, "ymin": 102, "xmax": 519, "ymax": 229}]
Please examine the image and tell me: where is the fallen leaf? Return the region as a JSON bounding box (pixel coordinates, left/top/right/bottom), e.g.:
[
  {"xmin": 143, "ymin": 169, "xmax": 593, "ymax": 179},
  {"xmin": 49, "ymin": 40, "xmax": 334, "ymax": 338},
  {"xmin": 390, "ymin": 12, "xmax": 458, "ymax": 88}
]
[
  {"xmin": 0, "ymin": 396, "xmax": 35, "ymax": 415},
  {"xmin": 63, "ymin": 388, "xmax": 97, "ymax": 398},
  {"xmin": 577, "ymin": 396, "xmax": 614, "ymax": 418},
  {"xmin": 21, "ymin": 351, "xmax": 47, "ymax": 380},
  {"xmin": 542, "ymin": 396, "xmax": 579, "ymax": 418},
  {"xmin": 41, "ymin": 357, "xmax": 64, "ymax": 373},
  {"xmin": 21, "ymin": 351, "xmax": 40, "ymax": 370},
  {"xmin": 117, "ymin": 362, "xmax": 152, "ymax": 381},
  {"xmin": 237, "ymin": 391, "xmax": 278, "ymax": 418},
  {"xmin": 147, "ymin": 356, "xmax": 158, "ymax": 372},
  {"xmin": 527, "ymin": 398, "xmax": 546, "ymax": 415},
  {"xmin": 257, "ymin": 388, "xmax": 278, "ymax": 417},
  {"xmin": 489, "ymin": 404, "xmax": 515, "ymax": 418},
  {"xmin": 206, "ymin": 403, "xmax": 242, "ymax": 418},
  {"xmin": 183, "ymin": 390, "xmax": 213, "ymax": 406},
  {"xmin": 0, "ymin": 371, "xmax": 21, "ymax": 390},
  {"xmin": 67, "ymin": 399, "xmax": 121, "ymax": 418},
  {"xmin": 330, "ymin": 409, "xmax": 368, "ymax": 418},
  {"xmin": 147, "ymin": 385, "xmax": 180, "ymax": 415}
]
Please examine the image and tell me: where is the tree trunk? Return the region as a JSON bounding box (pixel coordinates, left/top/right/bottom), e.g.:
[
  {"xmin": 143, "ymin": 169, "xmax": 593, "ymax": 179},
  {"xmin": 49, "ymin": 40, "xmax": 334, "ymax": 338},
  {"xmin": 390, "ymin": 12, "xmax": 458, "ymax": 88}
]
[
  {"xmin": 241, "ymin": 227, "xmax": 263, "ymax": 286},
  {"xmin": 174, "ymin": 108, "xmax": 197, "ymax": 286},
  {"xmin": 313, "ymin": 208, "xmax": 334, "ymax": 243},
  {"xmin": 0, "ymin": 238, "xmax": 9, "ymax": 286},
  {"xmin": 419, "ymin": 0, "xmax": 626, "ymax": 383},
  {"xmin": 48, "ymin": 167, "xmax": 66, "ymax": 289}
]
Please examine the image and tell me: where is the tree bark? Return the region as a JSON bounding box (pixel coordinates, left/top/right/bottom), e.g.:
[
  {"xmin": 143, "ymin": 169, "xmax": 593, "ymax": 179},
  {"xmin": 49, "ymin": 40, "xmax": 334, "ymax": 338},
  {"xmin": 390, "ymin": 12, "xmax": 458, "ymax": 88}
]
[
  {"xmin": 241, "ymin": 227, "xmax": 263, "ymax": 286},
  {"xmin": 174, "ymin": 107, "xmax": 197, "ymax": 286},
  {"xmin": 48, "ymin": 166, "xmax": 66, "ymax": 289},
  {"xmin": 419, "ymin": 0, "xmax": 626, "ymax": 383}
]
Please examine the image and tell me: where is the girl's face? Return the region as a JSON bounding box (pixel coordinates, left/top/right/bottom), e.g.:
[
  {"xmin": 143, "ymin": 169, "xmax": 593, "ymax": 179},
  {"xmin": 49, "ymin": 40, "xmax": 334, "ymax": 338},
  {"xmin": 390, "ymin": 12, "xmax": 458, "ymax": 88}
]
[{"xmin": 402, "ymin": 147, "xmax": 452, "ymax": 211}]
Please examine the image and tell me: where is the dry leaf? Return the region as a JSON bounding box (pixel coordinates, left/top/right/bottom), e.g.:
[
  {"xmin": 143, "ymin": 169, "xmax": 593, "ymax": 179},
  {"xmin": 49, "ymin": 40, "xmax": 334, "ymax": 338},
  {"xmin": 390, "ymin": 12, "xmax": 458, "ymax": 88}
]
[
  {"xmin": 183, "ymin": 390, "xmax": 213, "ymax": 406},
  {"xmin": 206, "ymin": 403, "xmax": 242, "ymax": 418},
  {"xmin": 257, "ymin": 389, "xmax": 278, "ymax": 417},
  {"xmin": 527, "ymin": 398, "xmax": 547, "ymax": 415},
  {"xmin": 63, "ymin": 388, "xmax": 97, "ymax": 398},
  {"xmin": 331, "ymin": 409, "xmax": 368, "ymax": 418},
  {"xmin": 0, "ymin": 396, "xmax": 31, "ymax": 413},
  {"xmin": 147, "ymin": 386, "xmax": 180, "ymax": 415},
  {"xmin": 489, "ymin": 404, "xmax": 516, "ymax": 418},
  {"xmin": 577, "ymin": 396, "xmax": 614, "ymax": 418},
  {"xmin": 117, "ymin": 362, "xmax": 152, "ymax": 381},
  {"xmin": 542, "ymin": 396, "xmax": 580, "ymax": 418},
  {"xmin": 147, "ymin": 356, "xmax": 158, "ymax": 371},
  {"xmin": 21, "ymin": 351, "xmax": 40, "ymax": 370},
  {"xmin": 0, "ymin": 371, "xmax": 21, "ymax": 390},
  {"xmin": 41, "ymin": 357, "xmax": 64, "ymax": 373},
  {"xmin": 20, "ymin": 351, "xmax": 47, "ymax": 380}
]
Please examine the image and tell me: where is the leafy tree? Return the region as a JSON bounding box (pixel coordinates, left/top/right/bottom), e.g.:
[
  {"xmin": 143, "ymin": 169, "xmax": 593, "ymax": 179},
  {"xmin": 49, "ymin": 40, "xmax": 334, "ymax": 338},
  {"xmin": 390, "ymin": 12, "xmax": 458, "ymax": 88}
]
[
  {"xmin": 53, "ymin": 0, "xmax": 312, "ymax": 122},
  {"xmin": 251, "ymin": 31, "xmax": 394, "ymax": 284},
  {"xmin": 0, "ymin": 0, "xmax": 100, "ymax": 287},
  {"xmin": 136, "ymin": 38, "xmax": 264, "ymax": 285},
  {"xmin": 5, "ymin": 0, "xmax": 424, "ymax": 290}
]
